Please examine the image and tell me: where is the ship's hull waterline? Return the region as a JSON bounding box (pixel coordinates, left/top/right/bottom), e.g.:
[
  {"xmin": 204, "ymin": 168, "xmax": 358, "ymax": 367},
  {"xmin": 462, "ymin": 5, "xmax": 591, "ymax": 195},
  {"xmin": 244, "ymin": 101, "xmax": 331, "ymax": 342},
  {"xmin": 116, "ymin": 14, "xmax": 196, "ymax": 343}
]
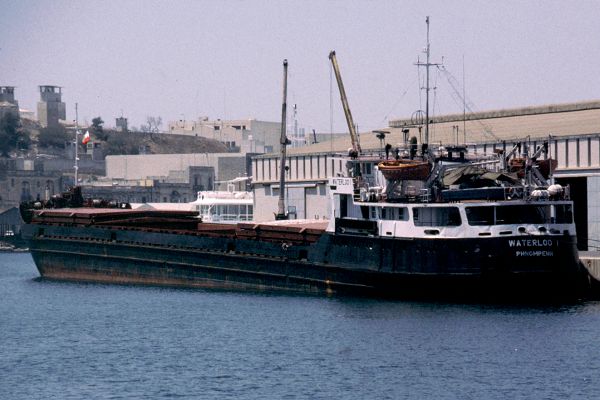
[{"xmin": 23, "ymin": 223, "xmax": 585, "ymax": 300}]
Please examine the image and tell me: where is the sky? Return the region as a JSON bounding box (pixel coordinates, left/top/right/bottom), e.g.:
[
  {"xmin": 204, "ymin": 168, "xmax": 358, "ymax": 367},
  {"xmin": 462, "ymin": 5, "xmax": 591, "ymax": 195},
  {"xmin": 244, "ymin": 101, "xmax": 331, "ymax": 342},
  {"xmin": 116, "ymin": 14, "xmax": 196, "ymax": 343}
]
[{"xmin": 2, "ymin": 0, "xmax": 600, "ymax": 133}]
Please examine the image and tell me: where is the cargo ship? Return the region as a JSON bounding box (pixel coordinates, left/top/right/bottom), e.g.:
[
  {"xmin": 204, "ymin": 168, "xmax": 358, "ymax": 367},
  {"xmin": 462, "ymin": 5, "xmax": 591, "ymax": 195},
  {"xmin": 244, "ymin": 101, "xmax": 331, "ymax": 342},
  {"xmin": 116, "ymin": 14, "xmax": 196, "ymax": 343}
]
[
  {"xmin": 18, "ymin": 30, "xmax": 589, "ymax": 299},
  {"xmin": 20, "ymin": 142, "xmax": 587, "ymax": 300}
]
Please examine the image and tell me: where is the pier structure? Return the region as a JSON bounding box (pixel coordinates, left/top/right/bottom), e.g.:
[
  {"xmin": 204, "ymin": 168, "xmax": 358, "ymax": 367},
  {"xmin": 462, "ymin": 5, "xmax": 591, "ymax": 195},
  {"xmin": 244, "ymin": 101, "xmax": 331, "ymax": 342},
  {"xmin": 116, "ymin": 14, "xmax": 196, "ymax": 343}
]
[{"xmin": 579, "ymin": 252, "xmax": 600, "ymax": 292}]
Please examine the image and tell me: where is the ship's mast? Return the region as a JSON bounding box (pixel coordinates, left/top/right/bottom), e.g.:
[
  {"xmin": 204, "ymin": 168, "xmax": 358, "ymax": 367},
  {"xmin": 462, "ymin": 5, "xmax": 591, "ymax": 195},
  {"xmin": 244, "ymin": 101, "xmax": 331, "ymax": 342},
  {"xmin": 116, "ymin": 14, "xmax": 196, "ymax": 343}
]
[
  {"xmin": 276, "ymin": 59, "xmax": 290, "ymax": 220},
  {"xmin": 425, "ymin": 17, "xmax": 430, "ymax": 146},
  {"xmin": 462, "ymin": 54, "xmax": 467, "ymax": 144},
  {"xmin": 74, "ymin": 103, "xmax": 79, "ymax": 185},
  {"xmin": 415, "ymin": 16, "xmax": 440, "ymax": 147}
]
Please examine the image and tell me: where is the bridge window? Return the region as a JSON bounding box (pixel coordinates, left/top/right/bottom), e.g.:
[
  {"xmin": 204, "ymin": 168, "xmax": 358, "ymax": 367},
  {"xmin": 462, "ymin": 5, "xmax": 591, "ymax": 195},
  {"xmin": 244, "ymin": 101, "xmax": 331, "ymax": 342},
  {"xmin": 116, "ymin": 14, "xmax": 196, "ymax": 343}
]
[
  {"xmin": 466, "ymin": 206, "xmax": 495, "ymax": 226},
  {"xmin": 468, "ymin": 204, "xmax": 561, "ymax": 225},
  {"xmin": 381, "ymin": 207, "xmax": 408, "ymax": 221},
  {"xmin": 382, "ymin": 207, "xmax": 394, "ymax": 220},
  {"xmin": 370, "ymin": 207, "xmax": 378, "ymax": 219},
  {"xmin": 413, "ymin": 207, "xmax": 461, "ymax": 227},
  {"xmin": 554, "ymin": 204, "xmax": 573, "ymax": 224},
  {"xmin": 496, "ymin": 205, "xmax": 551, "ymax": 225},
  {"xmin": 397, "ymin": 208, "xmax": 408, "ymax": 221}
]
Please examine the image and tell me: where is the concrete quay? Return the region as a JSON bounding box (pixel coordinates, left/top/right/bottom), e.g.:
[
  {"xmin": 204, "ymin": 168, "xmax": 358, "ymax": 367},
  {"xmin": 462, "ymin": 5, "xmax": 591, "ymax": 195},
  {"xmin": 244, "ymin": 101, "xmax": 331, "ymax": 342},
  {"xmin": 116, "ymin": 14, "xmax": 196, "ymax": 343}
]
[
  {"xmin": 579, "ymin": 252, "xmax": 600, "ymax": 298},
  {"xmin": 580, "ymin": 252, "xmax": 600, "ymax": 282}
]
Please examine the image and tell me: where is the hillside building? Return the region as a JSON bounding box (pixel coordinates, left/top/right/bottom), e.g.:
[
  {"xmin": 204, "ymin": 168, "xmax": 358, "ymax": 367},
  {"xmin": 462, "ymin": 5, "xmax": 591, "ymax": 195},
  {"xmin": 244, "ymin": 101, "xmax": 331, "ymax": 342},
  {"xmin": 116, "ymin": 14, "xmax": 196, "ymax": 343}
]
[
  {"xmin": 0, "ymin": 158, "xmax": 65, "ymax": 209},
  {"xmin": 167, "ymin": 117, "xmax": 281, "ymax": 154},
  {"xmin": 81, "ymin": 165, "xmax": 215, "ymax": 204},
  {"xmin": 105, "ymin": 152, "xmax": 254, "ymax": 190}
]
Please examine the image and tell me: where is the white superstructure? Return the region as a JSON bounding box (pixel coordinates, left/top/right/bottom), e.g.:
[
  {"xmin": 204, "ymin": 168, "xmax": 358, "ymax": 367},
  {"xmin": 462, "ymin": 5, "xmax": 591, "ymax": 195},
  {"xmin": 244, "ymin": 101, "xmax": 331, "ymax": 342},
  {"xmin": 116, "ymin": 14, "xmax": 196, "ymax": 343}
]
[
  {"xmin": 190, "ymin": 190, "xmax": 253, "ymax": 223},
  {"xmin": 131, "ymin": 190, "xmax": 254, "ymax": 223}
]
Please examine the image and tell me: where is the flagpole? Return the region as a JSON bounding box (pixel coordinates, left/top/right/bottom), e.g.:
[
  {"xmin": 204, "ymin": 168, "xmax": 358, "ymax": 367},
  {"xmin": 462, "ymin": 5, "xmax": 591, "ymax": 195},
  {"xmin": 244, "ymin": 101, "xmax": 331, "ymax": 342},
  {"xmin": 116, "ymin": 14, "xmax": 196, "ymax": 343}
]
[{"xmin": 74, "ymin": 103, "xmax": 79, "ymax": 185}]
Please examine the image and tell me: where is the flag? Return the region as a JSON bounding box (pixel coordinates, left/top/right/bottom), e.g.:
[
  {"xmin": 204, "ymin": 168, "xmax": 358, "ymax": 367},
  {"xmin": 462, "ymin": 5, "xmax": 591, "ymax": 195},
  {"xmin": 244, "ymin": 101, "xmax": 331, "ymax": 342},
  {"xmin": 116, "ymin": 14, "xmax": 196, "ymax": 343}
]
[{"xmin": 82, "ymin": 130, "xmax": 91, "ymax": 145}]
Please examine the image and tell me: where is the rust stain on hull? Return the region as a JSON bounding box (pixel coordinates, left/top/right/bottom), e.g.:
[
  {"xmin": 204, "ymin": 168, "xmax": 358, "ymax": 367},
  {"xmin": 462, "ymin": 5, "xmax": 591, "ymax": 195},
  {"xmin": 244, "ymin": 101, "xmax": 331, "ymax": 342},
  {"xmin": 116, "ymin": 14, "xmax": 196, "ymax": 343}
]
[{"xmin": 35, "ymin": 259, "xmax": 339, "ymax": 295}]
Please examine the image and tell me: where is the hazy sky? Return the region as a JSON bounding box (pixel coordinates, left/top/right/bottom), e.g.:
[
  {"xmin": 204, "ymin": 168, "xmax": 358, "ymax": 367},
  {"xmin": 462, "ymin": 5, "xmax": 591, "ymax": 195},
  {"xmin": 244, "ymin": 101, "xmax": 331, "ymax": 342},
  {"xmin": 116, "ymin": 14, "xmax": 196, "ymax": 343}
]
[{"xmin": 2, "ymin": 0, "xmax": 599, "ymax": 133}]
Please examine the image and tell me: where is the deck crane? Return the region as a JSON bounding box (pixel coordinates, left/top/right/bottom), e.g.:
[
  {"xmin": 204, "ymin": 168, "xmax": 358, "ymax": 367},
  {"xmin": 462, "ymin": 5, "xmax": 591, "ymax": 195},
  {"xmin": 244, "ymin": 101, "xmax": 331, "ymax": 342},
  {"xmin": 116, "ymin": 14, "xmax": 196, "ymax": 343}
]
[
  {"xmin": 329, "ymin": 51, "xmax": 361, "ymax": 157},
  {"xmin": 276, "ymin": 59, "xmax": 290, "ymax": 220}
]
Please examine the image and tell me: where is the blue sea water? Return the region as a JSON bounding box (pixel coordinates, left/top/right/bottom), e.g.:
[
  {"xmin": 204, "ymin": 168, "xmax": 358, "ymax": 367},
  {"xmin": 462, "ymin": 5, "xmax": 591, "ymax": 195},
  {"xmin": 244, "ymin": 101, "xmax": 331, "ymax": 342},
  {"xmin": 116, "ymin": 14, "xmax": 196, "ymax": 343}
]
[{"xmin": 1, "ymin": 252, "xmax": 600, "ymax": 399}]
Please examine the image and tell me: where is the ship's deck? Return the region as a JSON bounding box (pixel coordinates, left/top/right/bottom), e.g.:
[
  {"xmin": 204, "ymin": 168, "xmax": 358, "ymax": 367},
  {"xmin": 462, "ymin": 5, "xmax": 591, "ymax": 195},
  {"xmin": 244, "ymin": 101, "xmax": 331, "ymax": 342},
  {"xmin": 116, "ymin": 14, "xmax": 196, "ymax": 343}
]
[{"xmin": 31, "ymin": 208, "xmax": 329, "ymax": 244}]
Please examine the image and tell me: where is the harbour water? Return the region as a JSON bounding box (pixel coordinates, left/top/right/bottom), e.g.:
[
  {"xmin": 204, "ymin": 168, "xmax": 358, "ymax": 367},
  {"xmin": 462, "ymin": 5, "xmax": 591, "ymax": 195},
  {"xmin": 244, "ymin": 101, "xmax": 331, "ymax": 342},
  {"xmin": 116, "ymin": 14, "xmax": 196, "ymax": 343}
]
[{"xmin": 1, "ymin": 252, "xmax": 599, "ymax": 399}]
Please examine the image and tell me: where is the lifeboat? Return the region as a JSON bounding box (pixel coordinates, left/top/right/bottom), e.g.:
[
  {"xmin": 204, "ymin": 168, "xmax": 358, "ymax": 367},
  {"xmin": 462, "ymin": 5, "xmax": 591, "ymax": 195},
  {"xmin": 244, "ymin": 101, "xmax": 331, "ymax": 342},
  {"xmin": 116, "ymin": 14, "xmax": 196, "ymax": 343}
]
[{"xmin": 377, "ymin": 159, "xmax": 431, "ymax": 181}]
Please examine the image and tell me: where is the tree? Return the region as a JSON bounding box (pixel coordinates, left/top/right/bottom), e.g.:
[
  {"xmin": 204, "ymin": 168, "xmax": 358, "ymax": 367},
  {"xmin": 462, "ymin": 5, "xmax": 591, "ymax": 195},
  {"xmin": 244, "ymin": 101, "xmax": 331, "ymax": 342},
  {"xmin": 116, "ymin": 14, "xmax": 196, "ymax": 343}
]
[
  {"xmin": 38, "ymin": 125, "xmax": 71, "ymax": 148},
  {"xmin": 91, "ymin": 116, "xmax": 108, "ymax": 141},
  {"xmin": 0, "ymin": 113, "xmax": 29, "ymax": 156},
  {"xmin": 140, "ymin": 116, "xmax": 162, "ymax": 134},
  {"xmin": 0, "ymin": 130, "xmax": 10, "ymax": 157},
  {"xmin": 91, "ymin": 116, "xmax": 104, "ymax": 131},
  {"xmin": 16, "ymin": 132, "xmax": 31, "ymax": 152},
  {"xmin": 92, "ymin": 117, "xmax": 104, "ymax": 133}
]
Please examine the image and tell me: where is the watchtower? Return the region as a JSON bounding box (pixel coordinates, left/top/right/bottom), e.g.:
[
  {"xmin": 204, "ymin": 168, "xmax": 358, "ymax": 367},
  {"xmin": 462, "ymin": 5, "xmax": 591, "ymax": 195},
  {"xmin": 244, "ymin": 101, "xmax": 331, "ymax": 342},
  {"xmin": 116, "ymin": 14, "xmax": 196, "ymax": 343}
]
[
  {"xmin": 116, "ymin": 116, "xmax": 128, "ymax": 132},
  {"xmin": 37, "ymin": 85, "xmax": 66, "ymax": 127},
  {"xmin": 0, "ymin": 86, "xmax": 19, "ymax": 119},
  {"xmin": 0, "ymin": 86, "xmax": 17, "ymax": 105}
]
